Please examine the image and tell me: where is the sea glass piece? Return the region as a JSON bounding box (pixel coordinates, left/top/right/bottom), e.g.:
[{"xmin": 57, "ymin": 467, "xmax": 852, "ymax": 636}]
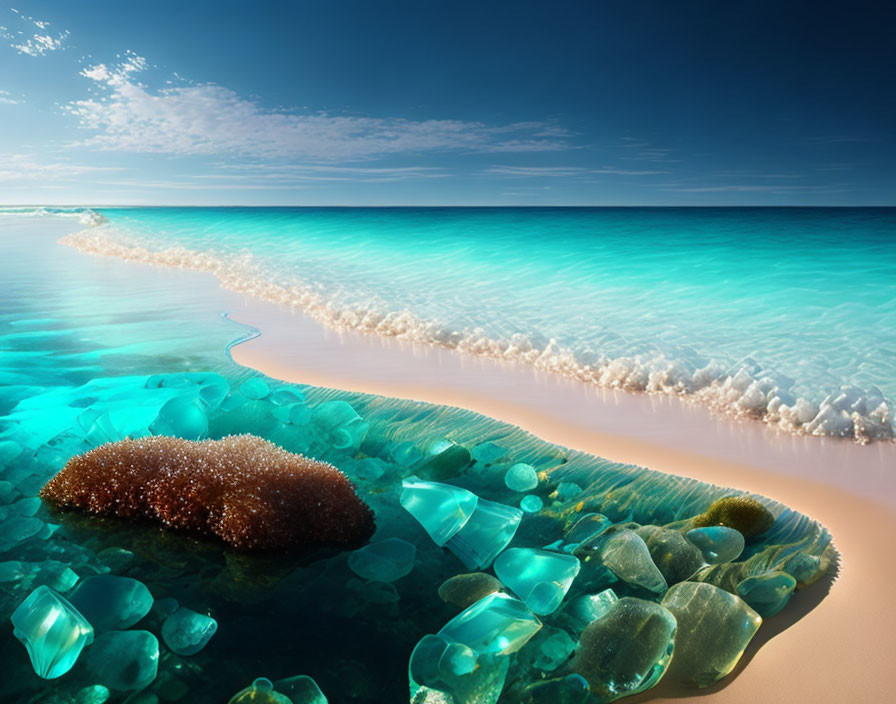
[
  {"xmin": 532, "ymin": 628, "xmax": 577, "ymax": 671},
  {"xmin": 68, "ymin": 576, "xmax": 154, "ymax": 631},
  {"xmin": 520, "ymin": 495, "xmax": 543, "ymax": 513},
  {"xmin": 161, "ymin": 607, "xmax": 218, "ymax": 655},
  {"xmin": 150, "ymin": 396, "xmax": 208, "ymax": 439},
  {"xmin": 438, "ymin": 572, "xmax": 503, "ymax": 609},
  {"xmin": 494, "ymin": 548, "xmax": 580, "ymax": 615},
  {"xmin": 86, "ymin": 630, "xmax": 159, "ymax": 691},
  {"xmin": 0, "ymin": 516, "xmax": 43, "ymax": 552},
  {"xmin": 275, "ymin": 675, "xmax": 328, "ymax": 703},
  {"xmin": 565, "ymin": 513, "xmax": 611, "ymax": 545},
  {"xmin": 686, "ymin": 526, "xmax": 745, "ymax": 565},
  {"xmin": 471, "ymin": 442, "xmax": 507, "ymax": 466},
  {"xmin": 239, "ymin": 378, "xmax": 271, "ymax": 400},
  {"xmin": 519, "ymin": 674, "xmax": 591, "ymax": 704},
  {"xmin": 661, "ymin": 581, "xmax": 761, "ymax": 687},
  {"xmin": 578, "ymin": 528, "xmax": 668, "ymax": 594},
  {"xmin": 438, "ymin": 592, "xmax": 542, "ymax": 656},
  {"xmin": 10, "ymin": 585, "xmax": 93, "ymax": 679},
  {"xmin": 408, "ymin": 634, "xmax": 510, "ymax": 704},
  {"xmin": 736, "ymin": 571, "xmax": 796, "ymax": 617},
  {"xmin": 571, "ymin": 597, "xmax": 677, "ymax": 701},
  {"xmin": 228, "ymin": 677, "xmax": 293, "ymax": 704},
  {"xmin": 555, "ymin": 482, "xmax": 582, "ymax": 501},
  {"xmin": 635, "ymin": 525, "xmax": 705, "ymax": 584},
  {"xmin": 310, "ymin": 400, "xmax": 368, "ymax": 450},
  {"xmin": 562, "ymin": 588, "xmax": 619, "ymax": 632},
  {"xmin": 445, "ymin": 498, "xmax": 522, "ymax": 569},
  {"xmin": 504, "ymin": 463, "xmax": 538, "ymax": 492},
  {"xmin": 400, "ymin": 476, "xmax": 478, "ymax": 546},
  {"xmin": 348, "ymin": 538, "xmax": 416, "ymax": 582},
  {"xmin": 418, "ymin": 444, "xmax": 472, "ymax": 481},
  {"xmin": 75, "ymin": 684, "xmax": 111, "ymax": 704}
]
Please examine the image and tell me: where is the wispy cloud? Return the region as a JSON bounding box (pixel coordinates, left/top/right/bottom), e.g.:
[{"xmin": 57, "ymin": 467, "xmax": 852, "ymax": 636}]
[
  {"xmin": 0, "ymin": 154, "xmax": 122, "ymax": 182},
  {"xmin": 204, "ymin": 163, "xmax": 449, "ymax": 183},
  {"xmin": 0, "ymin": 89, "xmax": 20, "ymax": 104},
  {"xmin": 2, "ymin": 8, "xmax": 68, "ymax": 56},
  {"xmin": 485, "ymin": 165, "xmax": 665, "ymax": 177},
  {"xmin": 659, "ymin": 184, "xmax": 844, "ymax": 193},
  {"xmin": 66, "ymin": 53, "xmax": 568, "ymax": 161}
]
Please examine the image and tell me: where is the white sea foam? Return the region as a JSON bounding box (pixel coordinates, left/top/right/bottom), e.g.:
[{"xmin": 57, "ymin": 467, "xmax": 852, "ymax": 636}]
[
  {"xmin": 60, "ymin": 226, "xmax": 895, "ymax": 444},
  {"xmin": 0, "ymin": 206, "xmax": 107, "ymax": 226}
]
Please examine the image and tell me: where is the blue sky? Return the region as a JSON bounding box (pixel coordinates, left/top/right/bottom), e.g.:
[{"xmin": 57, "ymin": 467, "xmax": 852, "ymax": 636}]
[{"xmin": 0, "ymin": 0, "xmax": 893, "ymax": 205}]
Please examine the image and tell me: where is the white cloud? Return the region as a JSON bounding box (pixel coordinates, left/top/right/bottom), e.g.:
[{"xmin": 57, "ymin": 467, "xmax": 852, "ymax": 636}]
[
  {"xmin": 486, "ymin": 165, "xmax": 665, "ymax": 177},
  {"xmin": 0, "ymin": 89, "xmax": 20, "ymax": 104},
  {"xmin": 66, "ymin": 53, "xmax": 568, "ymax": 161},
  {"xmin": 0, "ymin": 154, "xmax": 122, "ymax": 182},
  {"xmin": 3, "ymin": 9, "xmax": 68, "ymax": 56}
]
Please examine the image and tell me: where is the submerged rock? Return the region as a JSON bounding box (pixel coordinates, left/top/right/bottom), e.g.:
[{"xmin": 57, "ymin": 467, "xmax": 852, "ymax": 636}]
[
  {"xmin": 87, "ymin": 630, "xmax": 159, "ymax": 691},
  {"xmin": 518, "ymin": 674, "xmax": 590, "ymax": 704},
  {"xmin": 68, "ymin": 575, "xmax": 153, "ymax": 631},
  {"xmin": 161, "ymin": 607, "xmax": 218, "ymax": 655},
  {"xmin": 686, "ymin": 526, "xmax": 745, "ymax": 564},
  {"xmin": 635, "ymin": 525, "xmax": 705, "ymax": 585},
  {"xmin": 228, "ymin": 677, "xmax": 293, "ymax": 704},
  {"xmin": 571, "ymin": 597, "xmax": 677, "ymax": 701},
  {"xmin": 661, "ymin": 581, "xmax": 761, "ymax": 687},
  {"xmin": 520, "ymin": 495, "xmax": 543, "ymax": 513},
  {"xmin": 348, "ymin": 537, "xmax": 416, "ymax": 582},
  {"xmin": 736, "ymin": 571, "xmax": 797, "ymax": 617},
  {"xmin": 418, "ymin": 444, "xmax": 472, "ymax": 481},
  {"xmin": 504, "ymin": 463, "xmax": 539, "ymax": 492},
  {"xmin": 438, "ymin": 572, "xmax": 503, "ymax": 610},
  {"xmin": 494, "ymin": 548, "xmax": 580, "ymax": 615},
  {"xmin": 576, "ymin": 528, "xmax": 667, "ymax": 594},
  {"xmin": 11, "ymin": 585, "xmax": 94, "ymax": 679}
]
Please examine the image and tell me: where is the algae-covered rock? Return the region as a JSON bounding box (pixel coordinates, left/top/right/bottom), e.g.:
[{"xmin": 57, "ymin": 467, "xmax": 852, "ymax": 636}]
[
  {"xmin": 661, "ymin": 581, "xmax": 761, "ymax": 687},
  {"xmin": 228, "ymin": 677, "xmax": 293, "ymax": 703},
  {"xmin": 635, "ymin": 525, "xmax": 705, "ymax": 585},
  {"xmin": 692, "ymin": 496, "xmax": 774, "ymax": 538},
  {"xmin": 438, "ymin": 572, "xmax": 503, "ymax": 610},
  {"xmin": 570, "ymin": 597, "xmax": 677, "ymax": 701}
]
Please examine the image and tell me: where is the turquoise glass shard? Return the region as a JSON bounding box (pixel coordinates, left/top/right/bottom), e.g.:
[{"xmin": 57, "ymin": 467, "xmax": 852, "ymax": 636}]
[
  {"xmin": 86, "ymin": 630, "xmax": 159, "ymax": 691},
  {"xmin": 274, "ymin": 675, "xmax": 329, "ymax": 703},
  {"xmin": 348, "ymin": 538, "xmax": 416, "ymax": 583},
  {"xmin": 417, "ymin": 444, "xmax": 472, "ymax": 481},
  {"xmin": 661, "ymin": 581, "xmax": 761, "ymax": 687},
  {"xmin": 577, "ymin": 528, "xmax": 668, "ymax": 594},
  {"xmin": 161, "ymin": 607, "xmax": 218, "ymax": 656},
  {"xmin": 565, "ymin": 513, "xmax": 611, "ymax": 546},
  {"xmin": 408, "ymin": 633, "xmax": 510, "ymax": 704},
  {"xmin": 504, "ymin": 463, "xmax": 538, "ymax": 492},
  {"xmin": 228, "ymin": 677, "xmax": 293, "ymax": 704},
  {"xmin": 736, "ymin": 571, "xmax": 797, "ymax": 617},
  {"xmin": 239, "ymin": 377, "xmax": 271, "ymax": 400},
  {"xmin": 400, "ymin": 476, "xmax": 478, "ymax": 546},
  {"xmin": 571, "ymin": 597, "xmax": 677, "ymax": 702},
  {"xmin": 531, "ymin": 628, "xmax": 577, "ymax": 671},
  {"xmin": 520, "ymin": 495, "xmax": 543, "ymax": 513},
  {"xmin": 10, "ymin": 585, "xmax": 94, "ymax": 679},
  {"xmin": 686, "ymin": 526, "xmax": 745, "ymax": 565},
  {"xmin": 445, "ymin": 498, "xmax": 522, "ymax": 570},
  {"xmin": 74, "ymin": 684, "xmax": 110, "ymax": 704},
  {"xmin": 438, "ymin": 592, "xmax": 542, "ymax": 656},
  {"xmin": 520, "ymin": 673, "xmax": 591, "ymax": 704},
  {"xmin": 562, "ymin": 588, "xmax": 619, "ymax": 633},
  {"xmin": 67, "ymin": 575, "xmax": 154, "ymax": 631},
  {"xmin": 493, "ymin": 548, "xmax": 580, "ymax": 615},
  {"xmin": 310, "ymin": 400, "xmax": 368, "ymax": 451}
]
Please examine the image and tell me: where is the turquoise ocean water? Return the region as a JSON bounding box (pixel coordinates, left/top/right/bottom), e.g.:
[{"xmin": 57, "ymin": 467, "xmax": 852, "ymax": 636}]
[
  {"xmin": 48, "ymin": 206, "xmax": 896, "ymax": 442},
  {"xmin": 0, "ymin": 211, "xmax": 836, "ymax": 702}
]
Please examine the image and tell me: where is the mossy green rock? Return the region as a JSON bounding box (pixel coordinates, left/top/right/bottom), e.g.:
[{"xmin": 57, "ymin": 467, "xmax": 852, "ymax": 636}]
[
  {"xmin": 634, "ymin": 525, "xmax": 705, "ymax": 585},
  {"xmin": 692, "ymin": 496, "xmax": 774, "ymax": 538},
  {"xmin": 437, "ymin": 572, "xmax": 503, "ymax": 610},
  {"xmin": 661, "ymin": 582, "xmax": 761, "ymax": 687}
]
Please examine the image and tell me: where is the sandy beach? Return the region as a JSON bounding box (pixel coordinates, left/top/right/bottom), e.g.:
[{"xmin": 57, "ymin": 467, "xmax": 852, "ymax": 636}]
[{"xmin": 227, "ymin": 295, "xmax": 896, "ymax": 704}]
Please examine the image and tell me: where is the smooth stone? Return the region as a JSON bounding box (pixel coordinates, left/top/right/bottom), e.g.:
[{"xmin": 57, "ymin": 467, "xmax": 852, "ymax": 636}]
[
  {"xmin": 635, "ymin": 525, "xmax": 705, "ymax": 584},
  {"xmin": 274, "ymin": 675, "xmax": 328, "ymax": 703},
  {"xmin": 239, "ymin": 378, "xmax": 271, "ymax": 400},
  {"xmin": 577, "ymin": 528, "xmax": 668, "ymax": 594},
  {"xmin": 532, "ymin": 629, "xmax": 577, "ymax": 671},
  {"xmin": 87, "ymin": 630, "xmax": 159, "ymax": 691},
  {"xmin": 519, "ymin": 674, "xmax": 591, "ymax": 704},
  {"xmin": 409, "ymin": 633, "xmax": 510, "ymax": 704},
  {"xmin": 571, "ymin": 597, "xmax": 677, "ymax": 701},
  {"xmin": 438, "ymin": 592, "xmax": 542, "ymax": 656},
  {"xmin": 504, "ymin": 463, "xmax": 538, "ymax": 492},
  {"xmin": 75, "ymin": 685, "xmax": 111, "ymax": 704},
  {"xmin": 555, "ymin": 482, "xmax": 582, "ymax": 501},
  {"xmin": 418, "ymin": 444, "xmax": 472, "ymax": 481},
  {"xmin": 736, "ymin": 571, "xmax": 797, "ymax": 617},
  {"xmin": 661, "ymin": 581, "xmax": 761, "ymax": 687},
  {"xmin": 562, "ymin": 588, "xmax": 619, "ymax": 633},
  {"xmin": 68, "ymin": 575, "xmax": 154, "ymax": 631},
  {"xmin": 228, "ymin": 677, "xmax": 293, "ymax": 704},
  {"xmin": 348, "ymin": 538, "xmax": 416, "ymax": 583},
  {"xmin": 438, "ymin": 572, "xmax": 503, "ymax": 610},
  {"xmin": 445, "ymin": 498, "xmax": 522, "ymax": 570},
  {"xmin": 161, "ymin": 607, "xmax": 218, "ymax": 655},
  {"xmin": 494, "ymin": 548, "xmax": 580, "ymax": 615},
  {"xmin": 400, "ymin": 476, "xmax": 479, "ymax": 547},
  {"xmin": 686, "ymin": 526, "xmax": 745, "ymax": 564},
  {"xmin": 470, "ymin": 442, "xmax": 507, "ymax": 466},
  {"xmin": 520, "ymin": 495, "xmax": 543, "ymax": 513},
  {"xmin": 11, "ymin": 585, "xmax": 94, "ymax": 679}
]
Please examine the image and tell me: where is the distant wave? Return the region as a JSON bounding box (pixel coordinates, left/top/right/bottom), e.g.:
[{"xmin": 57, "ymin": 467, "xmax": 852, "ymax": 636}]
[
  {"xmin": 60, "ymin": 225, "xmax": 895, "ymax": 444},
  {"xmin": 0, "ymin": 206, "xmax": 107, "ymax": 226}
]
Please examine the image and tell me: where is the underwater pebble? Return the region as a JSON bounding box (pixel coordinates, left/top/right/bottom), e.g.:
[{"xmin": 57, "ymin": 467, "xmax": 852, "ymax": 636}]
[
  {"xmin": 504, "ymin": 463, "xmax": 538, "ymax": 492},
  {"xmin": 87, "ymin": 630, "xmax": 160, "ymax": 691},
  {"xmin": 68, "ymin": 575, "xmax": 154, "ymax": 631},
  {"xmin": 239, "ymin": 378, "xmax": 271, "ymax": 400},
  {"xmin": 228, "ymin": 677, "xmax": 293, "ymax": 704},
  {"xmin": 520, "ymin": 494, "xmax": 543, "ymax": 513},
  {"xmin": 685, "ymin": 526, "xmax": 745, "ymax": 564},
  {"xmin": 161, "ymin": 607, "xmax": 218, "ymax": 656},
  {"xmin": 437, "ymin": 572, "xmax": 503, "ymax": 609},
  {"xmin": 348, "ymin": 538, "xmax": 416, "ymax": 583}
]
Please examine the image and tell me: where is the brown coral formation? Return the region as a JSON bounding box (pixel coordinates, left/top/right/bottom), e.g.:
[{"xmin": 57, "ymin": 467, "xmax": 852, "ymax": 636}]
[{"xmin": 40, "ymin": 435, "xmax": 375, "ymax": 552}]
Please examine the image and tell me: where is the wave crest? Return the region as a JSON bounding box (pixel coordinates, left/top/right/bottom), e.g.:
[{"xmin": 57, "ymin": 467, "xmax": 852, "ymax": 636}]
[
  {"xmin": 60, "ymin": 227, "xmax": 895, "ymax": 444},
  {"xmin": 0, "ymin": 206, "xmax": 107, "ymax": 226}
]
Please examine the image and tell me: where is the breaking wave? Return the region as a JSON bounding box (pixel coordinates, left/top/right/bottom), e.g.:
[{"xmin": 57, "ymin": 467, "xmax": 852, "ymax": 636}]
[
  {"xmin": 60, "ymin": 225, "xmax": 895, "ymax": 443},
  {"xmin": 0, "ymin": 206, "xmax": 107, "ymax": 226}
]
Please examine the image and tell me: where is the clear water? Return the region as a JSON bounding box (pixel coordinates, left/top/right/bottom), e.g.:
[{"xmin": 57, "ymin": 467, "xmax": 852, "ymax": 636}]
[
  {"xmin": 51, "ymin": 206, "xmax": 896, "ymax": 441},
  {"xmin": 0, "ymin": 214, "xmax": 834, "ymax": 702}
]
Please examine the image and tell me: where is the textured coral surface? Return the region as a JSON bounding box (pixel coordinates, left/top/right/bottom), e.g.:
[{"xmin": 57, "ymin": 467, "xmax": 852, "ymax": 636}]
[{"xmin": 39, "ymin": 435, "xmax": 375, "ymax": 552}]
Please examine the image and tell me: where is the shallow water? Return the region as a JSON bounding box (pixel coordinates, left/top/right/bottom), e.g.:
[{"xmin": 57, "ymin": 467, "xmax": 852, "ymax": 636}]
[
  {"xmin": 0, "ymin": 215, "xmax": 834, "ymax": 703},
  {"xmin": 44, "ymin": 206, "xmax": 896, "ymax": 441}
]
